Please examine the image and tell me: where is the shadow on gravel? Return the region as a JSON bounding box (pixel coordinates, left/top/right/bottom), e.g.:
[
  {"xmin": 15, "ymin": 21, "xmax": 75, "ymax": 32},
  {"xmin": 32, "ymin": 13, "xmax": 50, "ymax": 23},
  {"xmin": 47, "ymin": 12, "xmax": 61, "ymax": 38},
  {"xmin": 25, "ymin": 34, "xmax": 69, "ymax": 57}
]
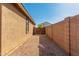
[{"xmin": 39, "ymin": 35, "xmax": 69, "ymax": 56}]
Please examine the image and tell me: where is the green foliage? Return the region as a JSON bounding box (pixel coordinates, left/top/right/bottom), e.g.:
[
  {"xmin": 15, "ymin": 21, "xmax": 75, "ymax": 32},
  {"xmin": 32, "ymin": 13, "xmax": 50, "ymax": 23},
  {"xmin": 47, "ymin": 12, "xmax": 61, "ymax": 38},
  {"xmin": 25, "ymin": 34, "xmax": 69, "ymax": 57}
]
[{"xmin": 37, "ymin": 24, "xmax": 43, "ymax": 28}]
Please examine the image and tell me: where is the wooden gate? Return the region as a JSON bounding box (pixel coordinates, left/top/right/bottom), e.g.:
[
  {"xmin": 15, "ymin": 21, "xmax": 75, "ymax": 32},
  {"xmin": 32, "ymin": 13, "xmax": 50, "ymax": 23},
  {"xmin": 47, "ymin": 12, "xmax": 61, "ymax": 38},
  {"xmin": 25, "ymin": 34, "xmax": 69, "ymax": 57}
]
[{"xmin": 33, "ymin": 27, "xmax": 45, "ymax": 35}]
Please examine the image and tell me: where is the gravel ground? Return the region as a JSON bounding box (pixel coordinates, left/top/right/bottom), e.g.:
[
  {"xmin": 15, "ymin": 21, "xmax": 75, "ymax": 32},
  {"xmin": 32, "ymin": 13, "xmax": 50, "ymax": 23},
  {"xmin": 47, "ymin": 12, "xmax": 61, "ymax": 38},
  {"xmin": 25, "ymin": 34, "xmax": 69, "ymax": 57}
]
[{"xmin": 9, "ymin": 35, "xmax": 68, "ymax": 56}]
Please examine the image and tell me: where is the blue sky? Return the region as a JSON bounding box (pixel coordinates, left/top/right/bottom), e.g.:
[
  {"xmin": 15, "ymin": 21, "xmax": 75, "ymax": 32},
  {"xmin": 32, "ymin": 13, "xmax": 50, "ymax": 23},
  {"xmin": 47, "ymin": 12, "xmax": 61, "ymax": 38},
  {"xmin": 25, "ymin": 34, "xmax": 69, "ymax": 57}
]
[{"xmin": 23, "ymin": 3, "xmax": 79, "ymax": 25}]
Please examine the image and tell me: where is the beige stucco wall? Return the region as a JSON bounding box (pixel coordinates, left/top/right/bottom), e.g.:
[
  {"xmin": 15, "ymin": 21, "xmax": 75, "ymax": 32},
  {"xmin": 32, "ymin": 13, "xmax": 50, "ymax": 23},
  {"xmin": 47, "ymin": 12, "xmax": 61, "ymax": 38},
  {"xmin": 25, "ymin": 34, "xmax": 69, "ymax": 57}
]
[
  {"xmin": 1, "ymin": 4, "xmax": 34, "ymax": 56},
  {"xmin": 0, "ymin": 4, "xmax": 1, "ymax": 56}
]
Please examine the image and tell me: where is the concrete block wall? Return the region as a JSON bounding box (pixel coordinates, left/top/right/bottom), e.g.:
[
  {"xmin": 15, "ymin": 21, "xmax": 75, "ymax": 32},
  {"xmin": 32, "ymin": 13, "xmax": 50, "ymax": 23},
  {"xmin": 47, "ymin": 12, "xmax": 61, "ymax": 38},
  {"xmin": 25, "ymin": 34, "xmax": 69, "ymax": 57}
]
[
  {"xmin": 1, "ymin": 4, "xmax": 35, "ymax": 56},
  {"xmin": 53, "ymin": 19, "xmax": 69, "ymax": 54},
  {"xmin": 46, "ymin": 25, "xmax": 53, "ymax": 40},
  {"xmin": 70, "ymin": 15, "xmax": 79, "ymax": 55},
  {"xmin": 46, "ymin": 15, "xmax": 79, "ymax": 55}
]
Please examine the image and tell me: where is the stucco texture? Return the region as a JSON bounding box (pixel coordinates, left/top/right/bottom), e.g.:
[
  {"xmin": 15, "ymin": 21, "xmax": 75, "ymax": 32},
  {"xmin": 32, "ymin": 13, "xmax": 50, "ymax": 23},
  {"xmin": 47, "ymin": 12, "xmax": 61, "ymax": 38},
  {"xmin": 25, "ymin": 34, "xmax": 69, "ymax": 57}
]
[{"xmin": 1, "ymin": 4, "xmax": 34, "ymax": 55}]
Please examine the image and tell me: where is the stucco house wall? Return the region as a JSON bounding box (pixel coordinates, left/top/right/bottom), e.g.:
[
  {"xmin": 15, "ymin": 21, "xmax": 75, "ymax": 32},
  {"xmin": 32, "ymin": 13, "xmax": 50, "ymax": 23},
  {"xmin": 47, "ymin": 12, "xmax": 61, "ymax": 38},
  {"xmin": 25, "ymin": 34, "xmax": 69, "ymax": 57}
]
[
  {"xmin": 0, "ymin": 4, "xmax": 1, "ymax": 56},
  {"xmin": 1, "ymin": 3, "xmax": 35, "ymax": 56}
]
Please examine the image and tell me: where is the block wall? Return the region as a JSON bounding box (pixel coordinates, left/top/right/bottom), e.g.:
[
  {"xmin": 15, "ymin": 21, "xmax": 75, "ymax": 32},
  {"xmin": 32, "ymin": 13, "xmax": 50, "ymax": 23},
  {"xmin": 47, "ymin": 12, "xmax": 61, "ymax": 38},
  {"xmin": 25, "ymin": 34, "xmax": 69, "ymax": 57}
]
[{"xmin": 46, "ymin": 15, "xmax": 79, "ymax": 55}]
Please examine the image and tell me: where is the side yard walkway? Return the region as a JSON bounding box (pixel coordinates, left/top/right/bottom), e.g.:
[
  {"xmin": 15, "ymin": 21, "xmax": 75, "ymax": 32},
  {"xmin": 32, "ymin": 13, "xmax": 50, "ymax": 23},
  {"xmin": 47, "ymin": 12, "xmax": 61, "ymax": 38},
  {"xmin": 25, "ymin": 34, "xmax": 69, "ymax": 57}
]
[{"xmin": 9, "ymin": 35, "xmax": 68, "ymax": 56}]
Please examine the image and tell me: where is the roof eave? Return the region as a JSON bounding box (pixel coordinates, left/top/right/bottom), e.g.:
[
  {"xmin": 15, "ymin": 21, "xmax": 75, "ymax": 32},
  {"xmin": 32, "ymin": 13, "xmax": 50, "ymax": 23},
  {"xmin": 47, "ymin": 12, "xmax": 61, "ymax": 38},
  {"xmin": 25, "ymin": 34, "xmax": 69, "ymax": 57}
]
[{"xmin": 12, "ymin": 3, "xmax": 35, "ymax": 25}]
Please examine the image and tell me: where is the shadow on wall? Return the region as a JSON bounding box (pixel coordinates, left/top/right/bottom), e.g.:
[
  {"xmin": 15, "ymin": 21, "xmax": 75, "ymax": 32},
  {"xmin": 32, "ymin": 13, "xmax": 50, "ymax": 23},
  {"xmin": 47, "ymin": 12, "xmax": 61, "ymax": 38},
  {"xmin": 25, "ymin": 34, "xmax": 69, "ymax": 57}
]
[{"xmin": 2, "ymin": 4, "xmax": 26, "ymax": 19}]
